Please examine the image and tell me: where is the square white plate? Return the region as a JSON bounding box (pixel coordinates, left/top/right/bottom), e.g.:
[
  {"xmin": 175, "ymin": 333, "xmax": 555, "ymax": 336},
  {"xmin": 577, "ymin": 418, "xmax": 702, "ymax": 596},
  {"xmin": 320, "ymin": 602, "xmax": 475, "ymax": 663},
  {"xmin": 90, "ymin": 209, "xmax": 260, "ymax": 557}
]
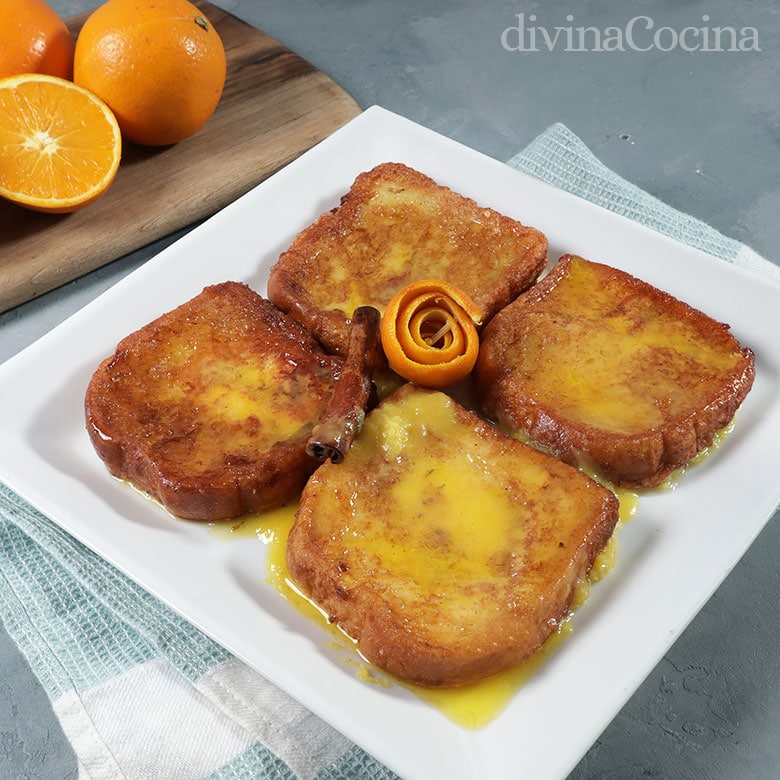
[{"xmin": 1, "ymin": 106, "xmax": 779, "ymax": 780}]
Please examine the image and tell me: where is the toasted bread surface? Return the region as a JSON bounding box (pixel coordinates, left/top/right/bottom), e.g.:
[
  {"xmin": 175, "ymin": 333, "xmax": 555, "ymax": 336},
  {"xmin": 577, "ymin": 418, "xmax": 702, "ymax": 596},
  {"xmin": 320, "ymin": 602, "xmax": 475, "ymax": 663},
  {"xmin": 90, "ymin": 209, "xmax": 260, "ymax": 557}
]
[
  {"xmin": 286, "ymin": 383, "xmax": 619, "ymax": 688},
  {"xmin": 85, "ymin": 282, "xmax": 342, "ymax": 521},
  {"xmin": 475, "ymin": 255, "xmax": 756, "ymax": 488},
  {"xmin": 267, "ymin": 162, "xmax": 548, "ymax": 356}
]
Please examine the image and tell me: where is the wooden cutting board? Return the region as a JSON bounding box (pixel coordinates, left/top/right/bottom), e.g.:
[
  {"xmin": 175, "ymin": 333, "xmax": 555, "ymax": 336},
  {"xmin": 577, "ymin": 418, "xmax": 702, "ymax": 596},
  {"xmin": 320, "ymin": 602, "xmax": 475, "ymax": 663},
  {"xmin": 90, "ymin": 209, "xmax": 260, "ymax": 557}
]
[{"xmin": 0, "ymin": 1, "xmax": 361, "ymax": 313}]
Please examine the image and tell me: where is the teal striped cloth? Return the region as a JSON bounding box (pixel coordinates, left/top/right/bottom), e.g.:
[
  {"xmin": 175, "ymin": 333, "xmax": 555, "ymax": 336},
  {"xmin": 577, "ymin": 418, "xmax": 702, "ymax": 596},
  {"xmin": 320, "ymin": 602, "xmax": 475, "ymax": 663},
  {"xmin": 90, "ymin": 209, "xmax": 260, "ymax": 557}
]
[
  {"xmin": 508, "ymin": 123, "xmax": 779, "ymax": 282},
  {"xmin": 0, "ymin": 123, "xmax": 776, "ymax": 780}
]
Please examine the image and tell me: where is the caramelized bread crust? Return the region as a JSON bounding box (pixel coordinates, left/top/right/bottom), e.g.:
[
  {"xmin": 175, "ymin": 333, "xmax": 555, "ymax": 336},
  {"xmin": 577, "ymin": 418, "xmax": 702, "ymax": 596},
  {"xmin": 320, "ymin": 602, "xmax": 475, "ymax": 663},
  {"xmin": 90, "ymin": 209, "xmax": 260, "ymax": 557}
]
[
  {"xmin": 287, "ymin": 384, "xmax": 619, "ymax": 688},
  {"xmin": 475, "ymin": 255, "xmax": 756, "ymax": 488},
  {"xmin": 85, "ymin": 282, "xmax": 342, "ymax": 521},
  {"xmin": 267, "ymin": 162, "xmax": 548, "ymax": 356}
]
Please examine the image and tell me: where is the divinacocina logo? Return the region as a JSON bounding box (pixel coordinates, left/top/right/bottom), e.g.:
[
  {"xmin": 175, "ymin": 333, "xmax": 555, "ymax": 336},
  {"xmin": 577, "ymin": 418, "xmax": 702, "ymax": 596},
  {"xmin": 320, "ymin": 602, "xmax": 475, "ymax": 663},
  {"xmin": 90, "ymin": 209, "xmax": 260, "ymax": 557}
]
[{"xmin": 500, "ymin": 14, "xmax": 761, "ymax": 53}]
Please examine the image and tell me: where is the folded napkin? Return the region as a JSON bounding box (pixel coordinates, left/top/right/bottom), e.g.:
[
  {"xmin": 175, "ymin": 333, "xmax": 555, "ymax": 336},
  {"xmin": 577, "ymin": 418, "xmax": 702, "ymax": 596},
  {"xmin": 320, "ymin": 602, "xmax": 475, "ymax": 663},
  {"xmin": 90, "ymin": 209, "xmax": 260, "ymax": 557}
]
[{"xmin": 1, "ymin": 123, "xmax": 777, "ymax": 780}]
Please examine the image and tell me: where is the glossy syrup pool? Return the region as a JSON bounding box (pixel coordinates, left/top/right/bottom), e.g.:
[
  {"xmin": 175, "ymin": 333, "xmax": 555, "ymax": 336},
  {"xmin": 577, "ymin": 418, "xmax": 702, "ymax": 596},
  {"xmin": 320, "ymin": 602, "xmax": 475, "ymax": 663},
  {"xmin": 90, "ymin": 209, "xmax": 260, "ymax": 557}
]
[
  {"xmin": 209, "ymin": 488, "xmax": 637, "ymax": 730},
  {"xmin": 202, "ymin": 416, "xmax": 740, "ymax": 728}
]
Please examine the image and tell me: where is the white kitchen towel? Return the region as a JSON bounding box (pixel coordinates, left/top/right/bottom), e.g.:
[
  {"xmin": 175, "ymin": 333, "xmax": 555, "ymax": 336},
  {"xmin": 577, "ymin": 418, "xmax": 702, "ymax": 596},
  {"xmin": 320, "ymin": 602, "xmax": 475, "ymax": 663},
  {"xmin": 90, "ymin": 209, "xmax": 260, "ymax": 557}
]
[{"xmin": 0, "ymin": 122, "xmax": 777, "ymax": 780}]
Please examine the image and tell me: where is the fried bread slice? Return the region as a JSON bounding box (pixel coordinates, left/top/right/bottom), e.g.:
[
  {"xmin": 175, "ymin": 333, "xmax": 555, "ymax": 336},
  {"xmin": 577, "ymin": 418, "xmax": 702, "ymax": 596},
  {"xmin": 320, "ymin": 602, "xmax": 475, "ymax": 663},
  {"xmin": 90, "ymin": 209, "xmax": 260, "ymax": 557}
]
[
  {"xmin": 85, "ymin": 282, "xmax": 342, "ymax": 521},
  {"xmin": 474, "ymin": 255, "xmax": 756, "ymax": 488},
  {"xmin": 286, "ymin": 383, "xmax": 619, "ymax": 688},
  {"xmin": 267, "ymin": 162, "xmax": 548, "ymax": 356}
]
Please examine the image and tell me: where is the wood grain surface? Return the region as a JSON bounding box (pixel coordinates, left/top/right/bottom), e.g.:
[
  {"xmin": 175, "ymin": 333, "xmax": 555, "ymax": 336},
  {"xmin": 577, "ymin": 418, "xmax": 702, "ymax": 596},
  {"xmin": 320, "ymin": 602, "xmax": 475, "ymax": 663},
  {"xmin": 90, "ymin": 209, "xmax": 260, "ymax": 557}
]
[{"xmin": 0, "ymin": 1, "xmax": 361, "ymax": 313}]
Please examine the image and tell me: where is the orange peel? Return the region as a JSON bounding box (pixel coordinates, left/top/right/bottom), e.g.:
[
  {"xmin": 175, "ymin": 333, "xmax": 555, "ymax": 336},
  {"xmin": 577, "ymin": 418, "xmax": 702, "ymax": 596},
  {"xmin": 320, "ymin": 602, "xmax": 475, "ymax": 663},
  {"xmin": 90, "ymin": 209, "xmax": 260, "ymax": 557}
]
[{"xmin": 380, "ymin": 279, "xmax": 482, "ymax": 388}]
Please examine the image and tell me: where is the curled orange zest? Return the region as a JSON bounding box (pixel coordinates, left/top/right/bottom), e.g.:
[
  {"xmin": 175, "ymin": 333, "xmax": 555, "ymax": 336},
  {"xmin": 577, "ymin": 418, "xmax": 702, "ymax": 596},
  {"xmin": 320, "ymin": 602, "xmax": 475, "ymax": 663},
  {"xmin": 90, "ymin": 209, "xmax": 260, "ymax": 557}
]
[{"xmin": 380, "ymin": 279, "xmax": 482, "ymax": 388}]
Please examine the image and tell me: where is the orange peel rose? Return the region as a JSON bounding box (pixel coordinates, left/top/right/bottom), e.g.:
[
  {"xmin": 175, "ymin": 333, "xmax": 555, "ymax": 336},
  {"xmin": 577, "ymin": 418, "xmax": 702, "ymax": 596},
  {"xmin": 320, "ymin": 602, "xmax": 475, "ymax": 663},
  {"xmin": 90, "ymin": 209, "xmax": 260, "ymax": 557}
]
[{"xmin": 380, "ymin": 279, "xmax": 482, "ymax": 388}]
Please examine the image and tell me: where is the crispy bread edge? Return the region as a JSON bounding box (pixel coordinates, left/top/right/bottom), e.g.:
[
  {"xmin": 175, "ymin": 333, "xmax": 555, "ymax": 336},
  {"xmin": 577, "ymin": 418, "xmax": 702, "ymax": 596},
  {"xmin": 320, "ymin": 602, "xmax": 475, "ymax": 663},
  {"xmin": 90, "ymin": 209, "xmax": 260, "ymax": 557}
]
[
  {"xmin": 286, "ymin": 386, "xmax": 620, "ymax": 687},
  {"xmin": 267, "ymin": 162, "xmax": 548, "ymax": 355},
  {"xmin": 475, "ymin": 256, "xmax": 757, "ymax": 488},
  {"xmin": 84, "ymin": 282, "xmax": 341, "ymax": 521}
]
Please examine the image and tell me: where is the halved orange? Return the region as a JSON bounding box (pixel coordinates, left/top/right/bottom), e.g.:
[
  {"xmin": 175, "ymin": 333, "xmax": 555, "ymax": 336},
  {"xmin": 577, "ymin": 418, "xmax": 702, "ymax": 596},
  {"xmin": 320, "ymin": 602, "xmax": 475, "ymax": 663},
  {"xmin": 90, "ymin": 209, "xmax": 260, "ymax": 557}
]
[{"xmin": 0, "ymin": 73, "xmax": 121, "ymax": 213}]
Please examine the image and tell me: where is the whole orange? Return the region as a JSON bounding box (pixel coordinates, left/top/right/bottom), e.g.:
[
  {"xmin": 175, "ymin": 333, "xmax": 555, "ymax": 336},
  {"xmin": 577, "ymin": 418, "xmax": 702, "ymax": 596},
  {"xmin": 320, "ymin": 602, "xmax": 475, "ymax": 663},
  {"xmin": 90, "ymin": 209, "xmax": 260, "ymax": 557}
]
[
  {"xmin": 0, "ymin": 0, "xmax": 75, "ymax": 79},
  {"xmin": 73, "ymin": 0, "xmax": 226, "ymax": 146}
]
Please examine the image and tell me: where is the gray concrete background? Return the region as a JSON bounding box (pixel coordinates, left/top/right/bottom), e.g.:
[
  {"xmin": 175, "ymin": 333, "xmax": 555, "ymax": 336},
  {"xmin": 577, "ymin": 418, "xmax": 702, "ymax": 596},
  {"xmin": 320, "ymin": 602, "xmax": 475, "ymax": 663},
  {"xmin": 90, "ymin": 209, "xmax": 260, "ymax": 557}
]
[{"xmin": 1, "ymin": 1, "xmax": 779, "ymax": 777}]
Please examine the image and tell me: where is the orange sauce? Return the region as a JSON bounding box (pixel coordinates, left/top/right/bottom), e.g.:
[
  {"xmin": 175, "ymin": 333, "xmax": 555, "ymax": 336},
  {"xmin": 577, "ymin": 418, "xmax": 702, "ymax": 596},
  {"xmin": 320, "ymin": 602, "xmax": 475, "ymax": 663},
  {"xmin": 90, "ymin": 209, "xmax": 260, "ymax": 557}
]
[
  {"xmin": 210, "ymin": 425, "xmax": 729, "ymax": 730},
  {"xmin": 210, "ymin": 499, "xmax": 626, "ymax": 730}
]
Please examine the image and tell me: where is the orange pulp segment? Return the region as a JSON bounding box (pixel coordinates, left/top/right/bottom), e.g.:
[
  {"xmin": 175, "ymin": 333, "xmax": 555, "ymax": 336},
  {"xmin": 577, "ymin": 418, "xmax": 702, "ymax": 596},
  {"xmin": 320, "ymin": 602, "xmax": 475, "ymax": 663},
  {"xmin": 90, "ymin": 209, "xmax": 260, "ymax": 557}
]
[
  {"xmin": 380, "ymin": 279, "xmax": 482, "ymax": 388},
  {"xmin": 0, "ymin": 73, "xmax": 121, "ymax": 213}
]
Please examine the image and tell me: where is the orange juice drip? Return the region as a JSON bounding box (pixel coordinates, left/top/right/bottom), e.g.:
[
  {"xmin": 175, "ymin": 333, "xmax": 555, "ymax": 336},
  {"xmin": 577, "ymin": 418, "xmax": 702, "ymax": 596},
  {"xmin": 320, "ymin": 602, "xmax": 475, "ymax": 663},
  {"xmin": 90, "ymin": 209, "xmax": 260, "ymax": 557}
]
[{"xmin": 210, "ymin": 496, "xmax": 629, "ymax": 730}]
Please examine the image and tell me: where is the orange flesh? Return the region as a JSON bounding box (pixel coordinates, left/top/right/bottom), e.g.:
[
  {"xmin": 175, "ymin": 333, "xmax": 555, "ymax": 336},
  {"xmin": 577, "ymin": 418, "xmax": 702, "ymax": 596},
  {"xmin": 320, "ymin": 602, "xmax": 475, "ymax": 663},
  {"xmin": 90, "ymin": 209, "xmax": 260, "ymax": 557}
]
[{"xmin": 0, "ymin": 74, "xmax": 121, "ymax": 212}]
